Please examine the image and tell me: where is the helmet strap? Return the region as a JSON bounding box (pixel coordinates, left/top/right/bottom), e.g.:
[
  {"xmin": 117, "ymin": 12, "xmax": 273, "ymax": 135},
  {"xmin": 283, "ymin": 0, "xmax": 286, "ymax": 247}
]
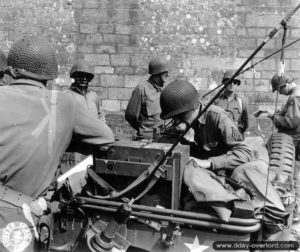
[
  {"xmin": 150, "ymin": 74, "xmax": 163, "ymax": 88},
  {"xmin": 5, "ymin": 67, "xmax": 49, "ymax": 84}
]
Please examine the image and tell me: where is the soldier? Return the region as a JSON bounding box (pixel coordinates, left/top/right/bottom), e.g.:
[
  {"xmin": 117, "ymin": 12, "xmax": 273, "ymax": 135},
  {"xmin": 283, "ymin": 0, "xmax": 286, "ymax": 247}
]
[
  {"xmin": 265, "ymin": 73, "xmax": 300, "ymax": 221},
  {"xmin": 0, "ymin": 49, "xmax": 7, "ymax": 86},
  {"xmin": 214, "ymin": 70, "xmax": 249, "ymax": 135},
  {"xmin": 0, "ymin": 36, "xmax": 114, "ymax": 252},
  {"xmin": 125, "ymin": 57, "xmax": 169, "ymax": 138},
  {"xmin": 160, "ymin": 80, "xmax": 289, "ymax": 238},
  {"xmin": 68, "ymin": 59, "xmax": 106, "ymax": 122},
  {"xmin": 160, "ymin": 79, "xmax": 253, "ymax": 171},
  {"xmin": 62, "ymin": 59, "xmax": 106, "ymax": 171}
]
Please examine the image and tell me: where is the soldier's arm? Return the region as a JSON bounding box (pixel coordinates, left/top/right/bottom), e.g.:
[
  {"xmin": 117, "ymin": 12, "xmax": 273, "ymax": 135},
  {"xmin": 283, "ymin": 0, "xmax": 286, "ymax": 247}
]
[
  {"xmin": 273, "ymin": 97, "xmax": 300, "ymax": 130},
  {"xmin": 73, "ymin": 99, "xmax": 114, "ymax": 148},
  {"xmin": 125, "ymin": 87, "xmax": 143, "ymax": 131},
  {"xmin": 209, "ymin": 112, "xmax": 253, "ymax": 170}
]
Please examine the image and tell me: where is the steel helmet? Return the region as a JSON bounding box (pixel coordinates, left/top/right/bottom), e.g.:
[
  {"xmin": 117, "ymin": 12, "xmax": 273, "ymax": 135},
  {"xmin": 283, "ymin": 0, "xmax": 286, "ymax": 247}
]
[
  {"xmin": 222, "ymin": 70, "xmax": 241, "ymax": 86},
  {"xmin": 160, "ymin": 80, "xmax": 200, "ymax": 119},
  {"xmin": 70, "ymin": 59, "xmax": 94, "ymax": 80},
  {"xmin": 271, "ymin": 73, "xmax": 294, "ymax": 92},
  {"xmin": 7, "ymin": 35, "xmax": 58, "ymax": 80},
  {"xmin": 148, "ymin": 57, "xmax": 169, "ymax": 75}
]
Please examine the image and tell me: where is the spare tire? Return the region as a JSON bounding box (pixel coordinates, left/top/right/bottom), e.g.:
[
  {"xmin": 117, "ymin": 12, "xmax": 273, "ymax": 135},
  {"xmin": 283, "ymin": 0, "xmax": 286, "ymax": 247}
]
[{"xmin": 267, "ymin": 133, "xmax": 295, "ymax": 191}]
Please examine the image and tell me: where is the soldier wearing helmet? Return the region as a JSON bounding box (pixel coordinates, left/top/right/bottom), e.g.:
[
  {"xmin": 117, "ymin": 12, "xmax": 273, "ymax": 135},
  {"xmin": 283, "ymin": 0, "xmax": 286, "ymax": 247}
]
[
  {"xmin": 214, "ymin": 70, "xmax": 249, "ymax": 135},
  {"xmin": 63, "ymin": 59, "xmax": 106, "ymax": 173},
  {"xmin": 125, "ymin": 57, "xmax": 169, "ymax": 138},
  {"xmin": 160, "ymin": 80, "xmax": 290, "ymax": 235},
  {"xmin": 68, "ymin": 59, "xmax": 105, "ymax": 122},
  {"xmin": 160, "ymin": 79, "xmax": 253, "ymax": 170},
  {"xmin": 265, "ymin": 73, "xmax": 300, "ymax": 221},
  {"xmin": 0, "ymin": 36, "xmax": 114, "ymax": 251}
]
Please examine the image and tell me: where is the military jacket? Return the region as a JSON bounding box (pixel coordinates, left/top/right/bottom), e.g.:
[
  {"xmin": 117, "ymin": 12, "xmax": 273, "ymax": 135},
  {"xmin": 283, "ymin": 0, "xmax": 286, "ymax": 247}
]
[
  {"xmin": 274, "ymin": 87, "xmax": 300, "ymax": 140},
  {"xmin": 125, "ymin": 79, "xmax": 163, "ymax": 137},
  {"xmin": 192, "ymin": 105, "xmax": 253, "ymax": 170},
  {"xmin": 214, "ymin": 92, "xmax": 249, "ymax": 134},
  {"xmin": 0, "ymin": 79, "xmax": 114, "ymax": 199},
  {"xmin": 68, "ymin": 85, "xmax": 106, "ymax": 122}
]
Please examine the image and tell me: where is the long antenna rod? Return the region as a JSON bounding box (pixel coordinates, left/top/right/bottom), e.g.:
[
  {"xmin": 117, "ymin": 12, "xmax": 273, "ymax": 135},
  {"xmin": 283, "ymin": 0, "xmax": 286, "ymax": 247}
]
[
  {"xmin": 202, "ymin": 37, "xmax": 300, "ymax": 99},
  {"xmin": 136, "ymin": 2, "xmax": 300, "ymax": 201}
]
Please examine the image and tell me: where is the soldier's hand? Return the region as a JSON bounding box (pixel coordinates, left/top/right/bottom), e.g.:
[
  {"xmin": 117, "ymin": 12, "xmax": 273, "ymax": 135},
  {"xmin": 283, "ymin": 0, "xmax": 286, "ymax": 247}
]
[
  {"xmin": 265, "ymin": 111, "xmax": 275, "ymax": 119},
  {"xmin": 176, "ymin": 122, "xmax": 195, "ymax": 143},
  {"xmin": 189, "ymin": 157, "xmax": 211, "ymax": 169}
]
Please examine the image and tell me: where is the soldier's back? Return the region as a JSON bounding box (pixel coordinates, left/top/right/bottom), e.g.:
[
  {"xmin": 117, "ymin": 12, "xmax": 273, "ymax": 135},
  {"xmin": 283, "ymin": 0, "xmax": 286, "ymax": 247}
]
[{"xmin": 0, "ymin": 80, "xmax": 76, "ymax": 198}]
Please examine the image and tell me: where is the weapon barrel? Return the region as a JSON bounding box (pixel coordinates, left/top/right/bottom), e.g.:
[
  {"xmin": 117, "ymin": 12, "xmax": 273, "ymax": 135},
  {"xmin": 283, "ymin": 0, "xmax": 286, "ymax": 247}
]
[{"xmin": 152, "ymin": 2, "xmax": 300, "ymax": 179}]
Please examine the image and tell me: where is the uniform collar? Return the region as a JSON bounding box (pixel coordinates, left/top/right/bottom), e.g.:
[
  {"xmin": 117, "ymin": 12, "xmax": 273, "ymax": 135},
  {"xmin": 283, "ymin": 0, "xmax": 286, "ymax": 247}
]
[
  {"xmin": 10, "ymin": 79, "xmax": 46, "ymax": 89},
  {"xmin": 290, "ymin": 86, "xmax": 300, "ymax": 97},
  {"xmin": 148, "ymin": 78, "xmax": 162, "ymax": 91},
  {"xmin": 70, "ymin": 83, "xmax": 86, "ymax": 96},
  {"xmin": 220, "ymin": 91, "xmax": 238, "ymax": 100},
  {"xmin": 198, "ymin": 113, "xmax": 206, "ymax": 124},
  {"xmin": 197, "ymin": 103, "xmax": 207, "ymax": 124}
]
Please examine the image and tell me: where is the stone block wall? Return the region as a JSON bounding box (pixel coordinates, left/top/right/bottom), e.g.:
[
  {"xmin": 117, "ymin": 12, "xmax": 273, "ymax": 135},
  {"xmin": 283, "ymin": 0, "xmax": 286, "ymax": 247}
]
[{"xmin": 1, "ymin": 0, "xmax": 300, "ymax": 139}]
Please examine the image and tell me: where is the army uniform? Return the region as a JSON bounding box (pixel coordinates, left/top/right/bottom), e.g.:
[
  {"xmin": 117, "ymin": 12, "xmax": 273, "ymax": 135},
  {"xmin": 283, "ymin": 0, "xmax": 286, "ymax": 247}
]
[
  {"xmin": 125, "ymin": 57, "xmax": 169, "ymax": 138},
  {"xmin": 68, "ymin": 59, "xmax": 106, "ymax": 123},
  {"xmin": 0, "ymin": 36, "xmax": 114, "ymax": 252},
  {"xmin": 63, "ymin": 87, "xmax": 106, "ymax": 172},
  {"xmin": 214, "ymin": 93, "xmax": 249, "ymax": 134},
  {"xmin": 191, "ymin": 104, "xmax": 253, "ymax": 170},
  {"xmin": 160, "ymin": 80, "xmax": 290, "ymax": 237},
  {"xmin": 0, "ymin": 80, "xmax": 113, "ymax": 198},
  {"xmin": 125, "ymin": 79, "xmax": 163, "ymax": 138},
  {"xmin": 160, "ymin": 80, "xmax": 253, "ymax": 170},
  {"xmin": 67, "ymin": 86, "xmax": 106, "ymax": 122},
  {"xmin": 214, "ymin": 70, "xmax": 249, "ymax": 135},
  {"xmin": 62, "ymin": 59, "xmax": 107, "ymax": 173}
]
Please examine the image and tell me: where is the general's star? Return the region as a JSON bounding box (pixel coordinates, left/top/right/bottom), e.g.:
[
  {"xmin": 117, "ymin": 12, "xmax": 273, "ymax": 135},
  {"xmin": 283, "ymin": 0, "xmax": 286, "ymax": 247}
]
[{"xmin": 184, "ymin": 236, "xmax": 209, "ymax": 252}]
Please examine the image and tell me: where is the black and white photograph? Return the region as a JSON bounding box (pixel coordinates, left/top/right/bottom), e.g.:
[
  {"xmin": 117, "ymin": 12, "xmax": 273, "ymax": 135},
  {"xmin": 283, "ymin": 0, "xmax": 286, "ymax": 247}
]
[{"xmin": 0, "ymin": 0, "xmax": 299, "ymax": 251}]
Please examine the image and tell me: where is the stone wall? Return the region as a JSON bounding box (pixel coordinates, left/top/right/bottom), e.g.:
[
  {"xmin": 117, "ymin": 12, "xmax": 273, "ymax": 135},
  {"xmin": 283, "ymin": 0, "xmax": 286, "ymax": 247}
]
[
  {"xmin": 0, "ymin": 0, "xmax": 77, "ymax": 85},
  {"xmin": 1, "ymin": 0, "xmax": 300, "ymax": 139}
]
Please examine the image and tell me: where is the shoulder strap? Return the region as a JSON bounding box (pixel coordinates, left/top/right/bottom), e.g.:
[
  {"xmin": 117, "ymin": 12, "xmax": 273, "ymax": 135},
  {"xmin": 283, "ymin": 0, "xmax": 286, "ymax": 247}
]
[
  {"xmin": 49, "ymin": 90, "xmax": 58, "ymax": 155},
  {"xmin": 237, "ymin": 97, "xmax": 243, "ymax": 112}
]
